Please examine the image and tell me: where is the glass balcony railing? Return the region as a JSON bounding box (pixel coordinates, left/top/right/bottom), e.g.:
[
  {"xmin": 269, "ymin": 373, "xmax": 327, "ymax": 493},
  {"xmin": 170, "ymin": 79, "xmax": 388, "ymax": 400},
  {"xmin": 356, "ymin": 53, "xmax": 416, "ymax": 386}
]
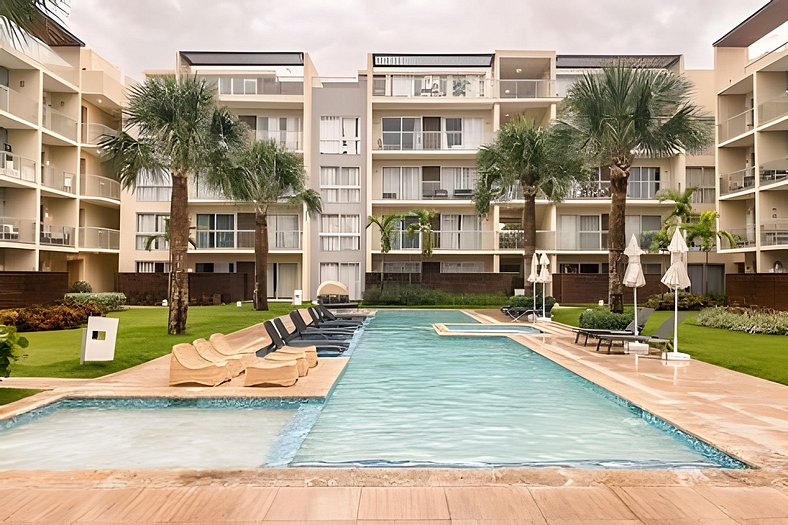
[
  {"xmin": 372, "ymin": 74, "xmax": 491, "ymax": 98},
  {"xmin": 195, "ymin": 230, "xmax": 302, "ymax": 250},
  {"xmin": 0, "ymin": 85, "xmax": 38, "ymax": 124},
  {"xmin": 498, "ymin": 79, "xmax": 557, "ymax": 99},
  {"xmin": 40, "ymin": 225, "xmax": 75, "ymax": 247},
  {"xmin": 761, "ymin": 219, "xmax": 788, "ymax": 247},
  {"xmin": 81, "ymin": 123, "xmax": 117, "ymax": 145},
  {"xmin": 567, "ymin": 180, "xmax": 660, "ymax": 199},
  {"xmin": 200, "ymin": 76, "xmax": 304, "ymax": 96},
  {"xmin": 80, "ymin": 173, "xmax": 120, "ymax": 200},
  {"xmin": 79, "ymin": 227, "xmax": 120, "ymax": 250},
  {"xmin": 757, "ymin": 94, "xmax": 788, "ymax": 125},
  {"xmin": 42, "ymin": 106, "xmax": 79, "ymax": 141},
  {"xmin": 0, "ymin": 216, "xmax": 36, "ymax": 243},
  {"xmin": 718, "ymin": 108, "xmax": 754, "ymax": 142},
  {"xmin": 256, "ymin": 130, "xmax": 302, "ymax": 150},
  {"xmin": 719, "ymin": 167, "xmax": 756, "ymax": 195},
  {"xmin": 0, "ymin": 152, "xmax": 37, "ymax": 183},
  {"xmin": 760, "ymin": 159, "xmax": 788, "ymax": 185},
  {"xmin": 377, "ymin": 129, "xmax": 484, "ymax": 151},
  {"xmin": 41, "ymin": 167, "xmax": 76, "ymax": 193},
  {"xmin": 496, "ymin": 230, "xmax": 556, "ymax": 251}
]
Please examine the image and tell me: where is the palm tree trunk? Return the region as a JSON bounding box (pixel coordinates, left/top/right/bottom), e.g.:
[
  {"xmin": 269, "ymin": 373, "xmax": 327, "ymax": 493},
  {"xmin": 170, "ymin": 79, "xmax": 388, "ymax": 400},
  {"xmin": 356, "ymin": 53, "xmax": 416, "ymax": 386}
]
[
  {"xmin": 380, "ymin": 252, "xmax": 385, "ymax": 291},
  {"xmin": 167, "ymin": 171, "xmax": 190, "ymax": 335},
  {"xmin": 522, "ymin": 186, "xmax": 536, "ymax": 274},
  {"xmin": 608, "ymin": 167, "xmax": 628, "ymax": 313},
  {"xmin": 704, "ymin": 250, "xmax": 709, "ymax": 296},
  {"xmin": 254, "ymin": 209, "xmax": 269, "ymax": 311}
]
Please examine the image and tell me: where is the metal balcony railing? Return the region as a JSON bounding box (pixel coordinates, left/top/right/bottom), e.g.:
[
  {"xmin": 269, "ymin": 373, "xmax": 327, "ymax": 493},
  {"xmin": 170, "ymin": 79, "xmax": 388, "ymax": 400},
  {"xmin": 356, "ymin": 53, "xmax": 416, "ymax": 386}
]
[
  {"xmin": 761, "ymin": 219, "xmax": 788, "ymax": 247},
  {"xmin": 759, "ymin": 159, "xmax": 788, "ymax": 185},
  {"xmin": 377, "ymin": 128, "xmax": 484, "ymax": 151},
  {"xmin": 718, "ymin": 108, "xmax": 754, "ymax": 142},
  {"xmin": 256, "ymin": 130, "xmax": 302, "ymax": 150},
  {"xmin": 0, "ymin": 217, "xmax": 36, "ymax": 243},
  {"xmin": 42, "ymin": 106, "xmax": 79, "ymax": 141},
  {"xmin": 200, "ymin": 75, "xmax": 304, "ymax": 96},
  {"xmin": 79, "ymin": 227, "xmax": 120, "ymax": 250},
  {"xmin": 567, "ymin": 180, "xmax": 660, "ymax": 199},
  {"xmin": 40, "ymin": 225, "xmax": 75, "ymax": 247},
  {"xmin": 498, "ymin": 79, "xmax": 557, "ymax": 99},
  {"xmin": 81, "ymin": 123, "xmax": 117, "ymax": 145},
  {"xmin": 0, "ymin": 152, "xmax": 37, "ymax": 183},
  {"xmin": 718, "ymin": 228, "xmax": 756, "ymax": 249},
  {"xmin": 0, "ymin": 85, "xmax": 38, "ymax": 124},
  {"xmin": 719, "ymin": 167, "xmax": 756, "ymax": 195},
  {"xmin": 80, "ymin": 173, "xmax": 120, "ymax": 200},
  {"xmin": 195, "ymin": 230, "xmax": 302, "ymax": 250},
  {"xmin": 41, "ymin": 166, "xmax": 76, "ymax": 193},
  {"xmin": 757, "ymin": 94, "xmax": 788, "ymax": 125},
  {"xmin": 372, "ymin": 74, "xmax": 491, "ymax": 98}
]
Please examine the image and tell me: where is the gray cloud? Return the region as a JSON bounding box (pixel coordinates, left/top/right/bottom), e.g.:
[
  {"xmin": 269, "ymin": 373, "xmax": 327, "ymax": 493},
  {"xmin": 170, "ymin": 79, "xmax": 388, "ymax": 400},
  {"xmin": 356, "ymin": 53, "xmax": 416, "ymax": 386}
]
[{"xmin": 66, "ymin": 0, "xmax": 768, "ymax": 81}]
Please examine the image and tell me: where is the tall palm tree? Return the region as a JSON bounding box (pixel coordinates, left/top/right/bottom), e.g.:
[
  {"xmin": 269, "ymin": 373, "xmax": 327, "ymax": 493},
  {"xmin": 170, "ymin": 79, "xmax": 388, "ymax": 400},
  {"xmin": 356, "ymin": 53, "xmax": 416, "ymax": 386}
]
[
  {"xmin": 683, "ymin": 210, "xmax": 736, "ymax": 295},
  {"xmin": 475, "ymin": 116, "xmax": 586, "ymax": 271},
  {"xmin": 216, "ymin": 140, "xmax": 321, "ymax": 311},
  {"xmin": 367, "ymin": 214, "xmax": 400, "ymax": 290},
  {"xmin": 0, "ymin": 0, "xmax": 66, "ymax": 47},
  {"xmin": 560, "ymin": 64, "xmax": 712, "ymax": 313},
  {"xmin": 100, "ymin": 75, "xmax": 246, "ymax": 334},
  {"xmin": 406, "ymin": 209, "xmax": 437, "ymax": 258}
]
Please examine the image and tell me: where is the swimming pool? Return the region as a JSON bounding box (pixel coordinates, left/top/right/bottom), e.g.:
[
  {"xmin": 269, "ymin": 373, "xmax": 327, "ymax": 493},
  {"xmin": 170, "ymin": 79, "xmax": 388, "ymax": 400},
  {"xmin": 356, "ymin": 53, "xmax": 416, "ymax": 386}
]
[
  {"xmin": 438, "ymin": 323, "xmax": 542, "ymax": 334},
  {"xmin": 0, "ymin": 310, "xmax": 745, "ymax": 470}
]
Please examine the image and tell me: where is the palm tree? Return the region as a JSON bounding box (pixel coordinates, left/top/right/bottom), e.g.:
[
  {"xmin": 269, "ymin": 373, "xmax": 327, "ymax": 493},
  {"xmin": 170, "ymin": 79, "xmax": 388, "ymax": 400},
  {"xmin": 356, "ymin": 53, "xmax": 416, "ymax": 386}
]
[
  {"xmin": 560, "ymin": 64, "xmax": 713, "ymax": 313},
  {"xmin": 406, "ymin": 209, "xmax": 437, "ymax": 258},
  {"xmin": 658, "ymin": 187, "xmax": 697, "ymax": 224},
  {"xmin": 0, "ymin": 0, "xmax": 66, "ymax": 47},
  {"xmin": 216, "ymin": 140, "xmax": 321, "ymax": 311},
  {"xmin": 143, "ymin": 218, "xmax": 196, "ymax": 252},
  {"xmin": 100, "ymin": 75, "xmax": 246, "ymax": 334},
  {"xmin": 367, "ymin": 214, "xmax": 400, "ymax": 290},
  {"xmin": 475, "ymin": 116, "xmax": 586, "ymax": 271},
  {"xmin": 683, "ymin": 210, "xmax": 736, "ymax": 295}
]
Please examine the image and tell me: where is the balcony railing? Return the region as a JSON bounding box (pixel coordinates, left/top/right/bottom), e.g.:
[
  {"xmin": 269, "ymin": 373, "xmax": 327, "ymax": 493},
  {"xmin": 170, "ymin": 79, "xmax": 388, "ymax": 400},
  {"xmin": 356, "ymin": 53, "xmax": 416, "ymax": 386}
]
[
  {"xmin": 496, "ymin": 230, "xmax": 556, "ymax": 250},
  {"xmin": 377, "ymin": 129, "xmax": 484, "ymax": 151},
  {"xmin": 79, "ymin": 226, "xmax": 120, "ymax": 250},
  {"xmin": 195, "ymin": 229, "xmax": 302, "ymax": 250},
  {"xmin": 757, "ymin": 94, "xmax": 788, "ymax": 125},
  {"xmin": 200, "ymin": 75, "xmax": 304, "ymax": 96},
  {"xmin": 188, "ymin": 179, "xmax": 226, "ymax": 200},
  {"xmin": 42, "ymin": 106, "xmax": 78, "ymax": 141},
  {"xmin": 81, "ymin": 123, "xmax": 117, "ymax": 145},
  {"xmin": 0, "ymin": 217, "xmax": 36, "ymax": 243},
  {"xmin": 256, "ymin": 130, "xmax": 302, "ymax": 150},
  {"xmin": 719, "ymin": 228, "xmax": 756, "ymax": 249},
  {"xmin": 759, "ymin": 159, "xmax": 788, "ymax": 185},
  {"xmin": 719, "ymin": 167, "xmax": 756, "ymax": 195},
  {"xmin": 41, "ymin": 167, "xmax": 76, "ymax": 193},
  {"xmin": 0, "ymin": 152, "xmax": 37, "ymax": 183},
  {"xmin": 761, "ymin": 219, "xmax": 788, "ymax": 247},
  {"xmin": 372, "ymin": 74, "xmax": 490, "ymax": 98},
  {"xmin": 0, "ymin": 85, "xmax": 38, "ymax": 124},
  {"xmin": 718, "ymin": 108, "xmax": 754, "ymax": 142},
  {"xmin": 80, "ymin": 173, "xmax": 120, "ymax": 200},
  {"xmin": 567, "ymin": 180, "xmax": 660, "ymax": 199},
  {"xmin": 498, "ymin": 79, "xmax": 557, "ymax": 99},
  {"xmin": 40, "ymin": 225, "xmax": 75, "ymax": 247},
  {"xmin": 381, "ymin": 187, "xmax": 477, "ymax": 200}
]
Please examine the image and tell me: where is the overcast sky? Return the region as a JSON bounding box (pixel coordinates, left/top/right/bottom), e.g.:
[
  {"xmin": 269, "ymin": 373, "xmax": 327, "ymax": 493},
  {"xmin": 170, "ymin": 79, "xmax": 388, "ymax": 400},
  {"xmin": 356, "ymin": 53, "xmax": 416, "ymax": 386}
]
[{"xmin": 66, "ymin": 0, "xmax": 769, "ymax": 80}]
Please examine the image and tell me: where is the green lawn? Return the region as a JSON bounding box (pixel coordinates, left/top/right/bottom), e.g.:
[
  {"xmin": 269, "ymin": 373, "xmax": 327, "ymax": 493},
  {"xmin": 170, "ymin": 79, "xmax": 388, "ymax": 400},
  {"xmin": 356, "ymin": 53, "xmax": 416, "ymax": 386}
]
[
  {"xmin": 0, "ymin": 388, "xmax": 43, "ymax": 405},
  {"xmin": 11, "ymin": 303, "xmax": 298, "ymax": 379},
  {"xmin": 552, "ymin": 306, "xmax": 788, "ymax": 386}
]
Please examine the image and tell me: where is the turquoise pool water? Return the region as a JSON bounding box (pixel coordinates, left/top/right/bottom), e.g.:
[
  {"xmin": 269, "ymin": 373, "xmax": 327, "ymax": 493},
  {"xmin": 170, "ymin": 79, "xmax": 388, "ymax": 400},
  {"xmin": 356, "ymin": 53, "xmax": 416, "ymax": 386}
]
[
  {"xmin": 442, "ymin": 323, "xmax": 542, "ymax": 334},
  {"xmin": 293, "ymin": 310, "xmax": 741, "ymax": 468}
]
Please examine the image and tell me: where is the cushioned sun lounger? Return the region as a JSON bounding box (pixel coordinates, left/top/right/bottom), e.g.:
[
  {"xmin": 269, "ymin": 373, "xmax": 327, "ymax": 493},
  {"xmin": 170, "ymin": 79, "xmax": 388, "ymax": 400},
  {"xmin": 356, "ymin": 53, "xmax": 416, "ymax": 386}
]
[
  {"xmin": 277, "ymin": 346, "xmax": 318, "ymax": 368},
  {"xmin": 573, "ymin": 308, "xmax": 655, "ymax": 345},
  {"xmin": 243, "ymin": 359, "xmax": 299, "ymax": 387},
  {"xmin": 192, "ymin": 338, "xmax": 247, "ymax": 377},
  {"xmin": 316, "ymin": 305, "xmax": 366, "ymax": 322},
  {"xmin": 265, "ymin": 320, "xmax": 345, "ymax": 356},
  {"xmin": 594, "ymin": 334, "xmax": 671, "ymax": 354},
  {"xmin": 295, "ymin": 308, "xmax": 356, "ymax": 334},
  {"xmin": 308, "ymin": 307, "xmax": 361, "ymax": 328},
  {"xmin": 289, "ymin": 311, "xmax": 354, "ymax": 340},
  {"xmin": 169, "ymin": 343, "xmax": 231, "ymax": 386},
  {"xmin": 265, "ymin": 351, "xmax": 308, "ymax": 377}
]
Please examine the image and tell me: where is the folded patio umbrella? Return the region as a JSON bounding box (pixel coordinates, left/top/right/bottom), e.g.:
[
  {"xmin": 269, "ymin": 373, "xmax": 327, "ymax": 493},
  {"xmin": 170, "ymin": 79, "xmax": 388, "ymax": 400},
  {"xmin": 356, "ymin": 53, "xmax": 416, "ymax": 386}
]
[
  {"xmin": 661, "ymin": 227, "xmax": 691, "ymax": 359},
  {"xmin": 526, "ymin": 253, "xmax": 540, "ymax": 313},
  {"xmin": 623, "ymin": 234, "xmax": 646, "ymax": 336},
  {"xmin": 538, "ymin": 253, "xmax": 552, "ymax": 317}
]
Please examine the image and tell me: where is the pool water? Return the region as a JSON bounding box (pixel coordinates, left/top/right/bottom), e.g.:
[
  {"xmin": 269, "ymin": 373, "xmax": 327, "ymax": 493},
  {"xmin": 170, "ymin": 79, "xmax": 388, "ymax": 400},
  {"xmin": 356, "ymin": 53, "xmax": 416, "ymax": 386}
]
[
  {"xmin": 441, "ymin": 323, "xmax": 542, "ymax": 334},
  {"xmin": 293, "ymin": 310, "xmax": 740, "ymax": 468}
]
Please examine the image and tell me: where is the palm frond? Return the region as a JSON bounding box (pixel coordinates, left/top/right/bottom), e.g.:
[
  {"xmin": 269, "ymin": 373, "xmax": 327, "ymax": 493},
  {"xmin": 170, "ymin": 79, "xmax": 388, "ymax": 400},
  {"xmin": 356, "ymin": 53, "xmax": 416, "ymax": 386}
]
[{"xmin": 0, "ymin": 0, "xmax": 67, "ymax": 48}]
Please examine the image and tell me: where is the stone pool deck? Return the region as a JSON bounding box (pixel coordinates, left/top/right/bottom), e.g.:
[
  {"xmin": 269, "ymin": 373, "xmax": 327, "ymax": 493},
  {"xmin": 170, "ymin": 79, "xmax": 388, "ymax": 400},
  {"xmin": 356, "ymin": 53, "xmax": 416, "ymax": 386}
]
[{"xmin": 0, "ymin": 309, "xmax": 787, "ymax": 523}]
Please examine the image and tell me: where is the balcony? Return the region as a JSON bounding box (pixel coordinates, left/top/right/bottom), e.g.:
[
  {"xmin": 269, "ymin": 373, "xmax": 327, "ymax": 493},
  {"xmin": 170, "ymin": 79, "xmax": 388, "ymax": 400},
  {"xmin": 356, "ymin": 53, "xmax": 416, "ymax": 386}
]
[
  {"xmin": 757, "ymin": 94, "xmax": 788, "ymax": 126},
  {"xmin": 0, "ymin": 152, "xmax": 37, "ymax": 184},
  {"xmin": 201, "ymin": 75, "xmax": 304, "ymax": 96},
  {"xmin": 375, "ymin": 230, "xmax": 504, "ymax": 252},
  {"xmin": 718, "ymin": 109, "xmax": 753, "ymax": 143},
  {"xmin": 81, "ymin": 123, "xmax": 118, "ymax": 146},
  {"xmin": 498, "ymin": 79, "xmax": 557, "ymax": 99},
  {"xmin": 719, "ymin": 167, "xmax": 756, "ymax": 195},
  {"xmin": 256, "ymin": 130, "xmax": 302, "ymax": 151},
  {"xmin": 194, "ymin": 229, "xmax": 302, "ymax": 250},
  {"xmin": 496, "ymin": 230, "xmax": 556, "ymax": 251},
  {"xmin": 40, "ymin": 225, "xmax": 75, "ymax": 247},
  {"xmin": 372, "ymin": 74, "xmax": 491, "ymax": 98},
  {"xmin": 79, "ymin": 227, "xmax": 120, "ymax": 250},
  {"xmin": 567, "ymin": 180, "xmax": 660, "ymax": 200},
  {"xmin": 0, "ymin": 217, "xmax": 36, "ymax": 244},
  {"xmin": 80, "ymin": 173, "xmax": 121, "ymax": 201},
  {"xmin": 719, "ymin": 228, "xmax": 756, "ymax": 250},
  {"xmin": 761, "ymin": 220, "xmax": 788, "ymax": 247},
  {"xmin": 0, "ymin": 85, "xmax": 38, "ymax": 126},
  {"xmin": 41, "ymin": 166, "xmax": 76, "ymax": 194},
  {"xmin": 42, "ymin": 106, "xmax": 78, "ymax": 141},
  {"xmin": 188, "ymin": 179, "xmax": 226, "ymax": 200},
  {"xmin": 376, "ymin": 129, "xmax": 484, "ymax": 152},
  {"xmin": 760, "ymin": 159, "xmax": 788, "ymax": 185}
]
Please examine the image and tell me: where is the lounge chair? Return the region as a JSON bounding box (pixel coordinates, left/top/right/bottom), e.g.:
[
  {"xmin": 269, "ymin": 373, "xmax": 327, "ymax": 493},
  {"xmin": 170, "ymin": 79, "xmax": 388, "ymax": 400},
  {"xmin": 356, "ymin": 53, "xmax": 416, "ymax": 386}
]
[
  {"xmin": 168, "ymin": 343, "xmax": 231, "ymax": 386},
  {"xmin": 192, "ymin": 338, "xmax": 247, "ymax": 377},
  {"xmin": 297, "ymin": 308, "xmax": 356, "ymax": 333},
  {"xmin": 209, "ymin": 331, "xmax": 272, "ymax": 361},
  {"xmin": 277, "ymin": 345, "xmax": 318, "ymax": 368},
  {"xmin": 316, "ymin": 305, "xmax": 366, "ymax": 322},
  {"xmin": 243, "ymin": 359, "xmax": 299, "ymax": 387},
  {"xmin": 265, "ymin": 351, "xmax": 308, "ymax": 377},
  {"xmin": 307, "ymin": 307, "xmax": 362, "ymax": 328},
  {"xmin": 500, "ymin": 305, "xmax": 543, "ymax": 322},
  {"xmin": 572, "ymin": 308, "xmax": 655, "ymax": 345},
  {"xmin": 266, "ymin": 319, "xmax": 347, "ymax": 356},
  {"xmin": 290, "ymin": 310, "xmax": 354, "ymax": 339},
  {"xmin": 594, "ymin": 334, "xmax": 671, "ymax": 354},
  {"xmin": 221, "ymin": 324, "xmax": 274, "ymax": 353}
]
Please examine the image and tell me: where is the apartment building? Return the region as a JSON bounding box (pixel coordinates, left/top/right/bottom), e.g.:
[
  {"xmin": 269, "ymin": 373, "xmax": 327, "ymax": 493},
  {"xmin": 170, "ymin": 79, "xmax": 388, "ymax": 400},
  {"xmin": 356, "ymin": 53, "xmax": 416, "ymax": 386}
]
[
  {"xmin": 0, "ymin": 14, "xmax": 123, "ymax": 291},
  {"xmin": 714, "ymin": 0, "xmax": 788, "ymax": 275}
]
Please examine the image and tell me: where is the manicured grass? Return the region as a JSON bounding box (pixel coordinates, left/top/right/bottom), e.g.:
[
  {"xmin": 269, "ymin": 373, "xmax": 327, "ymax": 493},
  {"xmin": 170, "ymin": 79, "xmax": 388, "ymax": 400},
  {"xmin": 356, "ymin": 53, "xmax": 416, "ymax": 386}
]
[
  {"xmin": 11, "ymin": 303, "xmax": 298, "ymax": 379},
  {"xmin": 553, "ymin": 306, "xmax": 788, "ymax": 386},
  {"xmin": 0, "ymin": 388, "xmax": 43, "ymax": 405}
]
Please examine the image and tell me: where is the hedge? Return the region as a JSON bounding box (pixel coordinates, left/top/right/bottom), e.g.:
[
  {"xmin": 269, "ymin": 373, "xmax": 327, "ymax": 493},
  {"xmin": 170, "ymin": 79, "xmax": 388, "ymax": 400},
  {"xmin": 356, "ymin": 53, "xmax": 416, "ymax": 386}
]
[
  {"xmin": 644, "ymin": 291, "xmax": 725, "ymax": 311},
  {"xmin": 578, "ymin": 307, "xmax": 633, "ymax": 330},
  {"xmin": 64, "ymin": 292, "xmax": 126, "ymax": 312},
  {"xmin": 0, "ymin": 303, "xmax": 106, "ymax": 332},
  {"xmin": 507, "ymin": 295, "xmax": 556, "ymax": 312},
  {"xmin": 696, "ymin": 306, "xmax": 788, "ymax": 335},
  {"xmin": 362, "ymin": 284, "xmax": 509, "ymax": 306}
]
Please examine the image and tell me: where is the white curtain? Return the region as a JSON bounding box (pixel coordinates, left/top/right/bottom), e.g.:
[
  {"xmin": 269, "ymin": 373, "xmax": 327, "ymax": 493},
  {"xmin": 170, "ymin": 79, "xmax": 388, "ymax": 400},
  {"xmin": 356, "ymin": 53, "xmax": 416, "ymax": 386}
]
[
  {"xmin": 341, "ymin": 118, "xmax": 359, "ymax": 154},
  {"xmin": 401, "ymin": 167, "xmax": 420, "ymax": 199},
  {"xmin": 625, "ymin": 215, "xmax": 640, "ymax": 243},
  {"xmin": 320, "ymin": 116, "xmax": 341, "ymax": 153},
  {"xmin": 463, "ymin": 118, "xmax": 483, "ymax": 148},
  {"xmin": 558, "ymin": 215, "xmax": 577, "ymax": 250},
  {"xmin": 441, "ymin": 167, "xmax": 460, "ymax": 195},
  {"xmin": 392, "ymin": 76, "xmax": 410, "ymax": 96},
  {"xmin": 441, "ymin": 214, "xmax": 460, "ymax": 249},
  {"xmin": 382, "ymin": 167, "xmax": 399, "ymax": 198}
]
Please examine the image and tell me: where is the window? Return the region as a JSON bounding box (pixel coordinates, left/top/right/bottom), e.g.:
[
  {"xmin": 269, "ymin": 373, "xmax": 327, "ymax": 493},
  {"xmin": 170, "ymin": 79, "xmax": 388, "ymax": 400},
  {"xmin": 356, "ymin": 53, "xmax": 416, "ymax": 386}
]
[
  {"xmin": 135, "ymin": 171, "xmax": 172, "ymax": 202},
  {"xmin": 440, "ymin": 167, "xmax": 478, "ymax": 197},
  {"xmin": 628, "ymin": 167, "xmax": 660, "ymax": 199},
  {"xmin": 135, "ymin": 213, "xmax": 169, "ymax": 250},
  {"xmin": 441, "ymin": 261, "xmax": 484, "ymax": 273},
  {"xmin": 439, "ymin": 214, "xmax": 482, "ymax": 249},
  {"xmin": 320, "ymin": 214, "xmax": 360, "ymax": 251},
  {"xmin": 383, "ymin": 261, "xmax": 421, "ymax": 273},
  {"xmin": 136, "ymin": 261, "xmax": 170, "ymax": 273},
  {"xmin": 686, "ymin": 167, "xmax": 715, "ymax": 204},
  {"xmin": 269, "ymin": 215, "xmax": 300, "ymax": 248},
  {"xmin": 382, "ymin": 166, "xmax": 419, "ymax": 199},
  {"xmin": 320, "ymin": 167, "xmax": 360, "ymax": 203},
  {"xmin": 195, "ymin": 263, "xmax": 215, "ymax": 273},
  {"xmin": 196, "ymin": 214, "xmax": 235, "ymax": 248},
  {"xmin": 625, "ymin": 215, "xmax": 662, "ymax": 249},
  {"xmin": 381, "ymin": 117, "xmax": 420, "ymax": 150},
  {"xmin": 319, "ymin": 262, "xmax": 361, "ymax": 299},
  {"xmin": 320, "ymin": 116, "xmax": 360, "ymax": 154},
  {"xmin": 381, "ymin": 117, "xmax": 482, "ymax": 151},
  {"xmin": 643, "ymin": 263, "xmax": 662, "ymax": 274},
  {"xmin": 558, "ymin": 214, "xmax": 608, "ymax": 250},
  {"xmin": 391, "ymin": 216, "xmax": 420, "ymax": 250},
  {"xmin": 256, "ymin": 116, "xmax": 301, "ymax": 150}
]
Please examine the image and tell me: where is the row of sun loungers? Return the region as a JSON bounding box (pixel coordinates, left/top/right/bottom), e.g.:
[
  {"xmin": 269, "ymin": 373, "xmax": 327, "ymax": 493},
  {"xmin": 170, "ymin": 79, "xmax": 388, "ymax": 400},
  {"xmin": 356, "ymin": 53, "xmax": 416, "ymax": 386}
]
[
  {"xmin": 168, "ymin": 305, "xmax": 366, "ymax": 388},
  {"xmin": 570, "ymin": 308, "xmax": 669, "ymax": 353}
]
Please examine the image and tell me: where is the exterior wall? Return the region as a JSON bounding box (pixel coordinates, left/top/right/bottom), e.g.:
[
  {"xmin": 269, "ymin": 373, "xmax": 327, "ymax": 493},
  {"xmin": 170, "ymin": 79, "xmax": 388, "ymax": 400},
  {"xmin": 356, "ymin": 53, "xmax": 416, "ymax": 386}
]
[{"xmin": 0, "ymin": 271, "xmax": 68, "ymax": 308}]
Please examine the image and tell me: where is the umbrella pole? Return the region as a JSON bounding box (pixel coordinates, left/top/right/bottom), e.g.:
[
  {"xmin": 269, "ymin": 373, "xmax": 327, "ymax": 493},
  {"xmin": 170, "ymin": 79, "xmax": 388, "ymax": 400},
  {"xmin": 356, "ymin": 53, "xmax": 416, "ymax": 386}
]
[
  {"xmin": 673, "ymin": 288, "xmax": 678, "ymax": 354},
  {"xmin": 633, "ymin": 287, "xmax": 638, "ymax": 336},
  {"xmin": 542, "ymin": 285, "xmax": 546, "ymax": 319},
  {"xmin": 533, "ymin": 282, "xmax": 536, "ymax": 314}
]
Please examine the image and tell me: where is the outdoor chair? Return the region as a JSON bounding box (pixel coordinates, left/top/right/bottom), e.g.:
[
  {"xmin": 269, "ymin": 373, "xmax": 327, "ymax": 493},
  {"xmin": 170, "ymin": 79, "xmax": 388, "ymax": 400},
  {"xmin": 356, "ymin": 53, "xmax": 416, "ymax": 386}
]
[
  {"xmin": 192, "ymin": 338, "xmax": 247, "ymax": 377},
  {"xmin": 264, "ymin": 351, "xmax": 309, "ymax": 377},
  {"xmin": 266, "ymin": 319, "xmax": 347, "ymax": 356},
  {"xmin": 243, "ymin": 359, "xmax": 299, "ymax": 387},
  {"xmin": 572, "ymin": 308, "xmax": 655, "ymax": 345},
  {"xmin": 168, "ymin": 343, "xmax": 231, "ymax": 387},
  {"xmin": 594, "ymin": 334, "xmax": 671, "ymax": 354}
]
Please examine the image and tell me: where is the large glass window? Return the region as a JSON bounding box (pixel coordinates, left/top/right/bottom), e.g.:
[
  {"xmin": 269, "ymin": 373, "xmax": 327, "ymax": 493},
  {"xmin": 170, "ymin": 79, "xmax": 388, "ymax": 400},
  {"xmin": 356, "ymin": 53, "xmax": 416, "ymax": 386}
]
[
  {"xmin": 383, "ymin": 261, "xmax": 421, "ymax": 273},
  {"xmin": 320, "ymin": 167, "xmax": 360, "ymax": 203},
  {"xmin": 628, "ymin": 167, "xmax": 660, "ymax": 199},
  {"xmin": 381, "ymin": 167, "xmax": 420, "ymax": 199},
  {"xmin": 320, "ymin": 214, "xmax": 360, "ymax": 251},
  {"xmin": 558, "ymin": 214, "xmax": 608, "ymax": 250},
  {"xmin": 686, "ymin": 166, "xmax": 715, "ymax": 204},
  {"xmin": 135, "ymin": 171, "xmax": 172, "ymax": 202},
  {"xmin": 441, "ymin": 261, "xmax": 484, "ymax": 273},
  {"xmin": 320, "ymin": 116, "xmax": 360, "ymax": 154},
  {"xmin": 136, "ymin": 261, "xmax": 170, "ymax": 273},
  {"xmin": 135, "ymin": 213, "xmax": 169, "ymax": 250},
  {"xmin": 319, "ymin": 262, "xmax": 361, "ymax": 300},
  {"xmin": 195, "ymin": 213, "xmax": 235, "ymax": 248}
]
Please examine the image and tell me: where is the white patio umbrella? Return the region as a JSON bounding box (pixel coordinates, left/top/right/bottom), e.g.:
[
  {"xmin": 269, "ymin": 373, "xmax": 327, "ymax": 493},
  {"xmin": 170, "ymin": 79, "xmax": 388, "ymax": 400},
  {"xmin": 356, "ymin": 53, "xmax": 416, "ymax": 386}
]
[
  {"xmin": 538, "ymin": 253, "xmax": 552, "ymax": 318},
  {"xmin": 623, "ymin": 235, "xmax": 646, "ymax": 336},
  {"xmin": 660, "ymin": 227, "xmax": 692, "ymax": 360},
  {"xmin": 526, "ymin": 253, "xmax": 540, "ymax": 313}
]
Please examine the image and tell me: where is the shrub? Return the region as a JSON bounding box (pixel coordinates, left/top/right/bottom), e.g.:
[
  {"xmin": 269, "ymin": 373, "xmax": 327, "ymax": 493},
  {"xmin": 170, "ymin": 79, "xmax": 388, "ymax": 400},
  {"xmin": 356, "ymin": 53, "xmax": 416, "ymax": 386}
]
[
  {"xmin": 362, "ymin": 284, "xmax": 508, "ymax": 307},
  {"xmin": 508, "ymin": 295, "xmax": 556, "ymax": 312},
  {"xmin": 0, "ymin": 303, "xmax": 106, "ymax": 332},
  {"xmin": 64, "ymin": 292, "xmax": 127, "ymax": 311},
  {"xmin": 696, "ymin": 306, "xmax": 788, "ymax": 335},
  {"xmin": 644, "ymin": 291, "xmax": 724, "ymax": 311},
  {"xmin": 579, "ymin": 307, "xmax": 633, "ymax": 330},
  {"xmin": 69, "ymin": 280, "xmax": 93, "ymax": 293},
  {"xmin": 0, "ymin": 325, "xmax": 28, "ymax": 377}
]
